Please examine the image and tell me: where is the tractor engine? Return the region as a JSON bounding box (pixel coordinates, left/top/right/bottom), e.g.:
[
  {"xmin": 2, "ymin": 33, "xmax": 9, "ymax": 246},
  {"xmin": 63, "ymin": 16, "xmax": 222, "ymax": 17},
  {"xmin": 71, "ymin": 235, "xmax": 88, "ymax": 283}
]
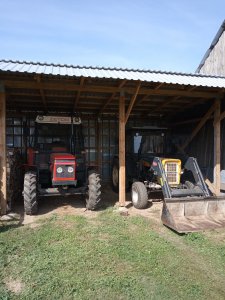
[
  {"xmin": 160, "ymin": 158, "xmax": 181, "ymax": 187},
  {"xmin": 50, "ymin": 153, "xmax": 77, "ymax": 187}
]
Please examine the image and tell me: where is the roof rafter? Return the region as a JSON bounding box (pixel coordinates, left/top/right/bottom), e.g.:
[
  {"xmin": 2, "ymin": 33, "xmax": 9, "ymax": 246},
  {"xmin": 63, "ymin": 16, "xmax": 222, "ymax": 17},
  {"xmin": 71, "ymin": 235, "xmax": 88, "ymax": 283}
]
[
  {"xmin": 3, "ymin": 80, "xmax": 222, "ymax": 99},
  {"xmin": 36, "ymin": 75, "xmax": 48, "ymax": 112},
  {"xmin": 148, "ymin": 86, "xmax": 199, "ymax": 114},
  {"xmin": 98, "ymin": 79, "xmax": 127, "ymax": 115},
  {"xmin": 73, "ymin": 76, "xmax": 85, "ymax": 112},
  {"xmin": 134, "ymin": 82, "xmax": 164, "ymax": 108},
  {"xmin": 125, "ymin": 81, "xmax": 141, "ymax": 124}
]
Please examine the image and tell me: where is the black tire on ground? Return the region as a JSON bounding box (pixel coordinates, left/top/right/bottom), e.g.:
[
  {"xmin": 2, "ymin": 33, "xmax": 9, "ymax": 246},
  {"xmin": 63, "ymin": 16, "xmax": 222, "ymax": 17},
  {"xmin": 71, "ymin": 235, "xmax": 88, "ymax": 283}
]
[
  {"xmin": 112, "ymin": 158, "xmax": 119, "ymax": 193},
  {"xmin": 23, "ymin": 171, "xmax": 38, "ymax": 215},
  {"xmin": 111, "ymin": 158, "xmax": 129, "ymax": 193},
  {"xmin": 86, "ymin": 171, "xmax": 101, "ymax": 210},
  {"xmin": 131, "ymin": 181, "xmax": 148, "ymax": 209},
  {"xmin": 9, "ymin": 149, "xmax": 24, "ymax": 208}
]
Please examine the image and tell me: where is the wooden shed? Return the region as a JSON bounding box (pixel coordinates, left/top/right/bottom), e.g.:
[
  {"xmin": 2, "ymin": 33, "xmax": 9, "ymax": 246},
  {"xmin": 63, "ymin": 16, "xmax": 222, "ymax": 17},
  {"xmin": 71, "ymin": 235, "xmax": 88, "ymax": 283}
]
[
  {"xmin": 0, "ymin": 59, "xmax": 225, "ymax": 214},
  {"xmin": 197, "ymin": 20, "xmax": 225, "ymax": 76}
]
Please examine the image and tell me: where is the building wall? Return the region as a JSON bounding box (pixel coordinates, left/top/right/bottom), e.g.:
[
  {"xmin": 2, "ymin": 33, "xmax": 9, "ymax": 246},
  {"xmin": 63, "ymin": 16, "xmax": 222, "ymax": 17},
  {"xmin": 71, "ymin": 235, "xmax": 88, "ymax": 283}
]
[{"xmin": 198, "ymin": 30, "xmax": 225, "ymax": 76}]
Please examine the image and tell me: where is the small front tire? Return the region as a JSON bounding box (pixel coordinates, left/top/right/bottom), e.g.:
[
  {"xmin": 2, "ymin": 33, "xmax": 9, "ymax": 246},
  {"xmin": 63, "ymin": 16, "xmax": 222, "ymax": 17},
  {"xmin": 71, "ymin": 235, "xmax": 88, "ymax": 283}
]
[{"xmin": 131, "ymin": 181, "xmax": 148, "ymax": 209}]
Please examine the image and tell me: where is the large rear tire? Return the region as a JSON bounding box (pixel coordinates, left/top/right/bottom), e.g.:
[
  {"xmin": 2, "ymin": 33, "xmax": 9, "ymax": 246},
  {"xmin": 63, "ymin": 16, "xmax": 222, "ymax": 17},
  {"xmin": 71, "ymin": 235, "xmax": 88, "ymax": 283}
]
[
  {"xmin": 86, "ymin": 171, "xmax": 101, "ymax": 210},
  {"xmin": 112, "ymin": 159, "xmax": 119, "ymax": 193},
  {"xmin": 111, "ymin": 158, "xmax": 129, "ymax": 193},
  {"xmin": 9, "ymin": 149, "xmax": 24, "ymax": 208},
  {"xmin": 131, "ymin": 181, "xmax": 148, "ymax": 209},
  {"xmin": 23, "ymin": 171, "xmax": 38, "ymax": 215}
]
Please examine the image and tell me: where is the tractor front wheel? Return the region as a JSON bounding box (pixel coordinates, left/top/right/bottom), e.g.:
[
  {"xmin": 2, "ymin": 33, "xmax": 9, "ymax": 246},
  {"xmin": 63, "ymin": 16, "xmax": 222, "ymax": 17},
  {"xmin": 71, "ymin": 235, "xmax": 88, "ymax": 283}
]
[
  {"xmin": 23, "ymin": 171, "xmax": 38, "ymax": 215},
  {"xmin": 131, "ymin": 181, "xmax": 148, "ymax": 209},
  {"xmin": 86, "ymin": 171, "xmax": 101, "ymax": 210}
]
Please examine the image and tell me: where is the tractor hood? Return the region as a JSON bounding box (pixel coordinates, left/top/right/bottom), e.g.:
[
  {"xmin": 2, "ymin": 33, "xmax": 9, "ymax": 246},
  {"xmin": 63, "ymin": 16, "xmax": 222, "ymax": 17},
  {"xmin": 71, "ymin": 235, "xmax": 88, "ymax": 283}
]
[{"xmin": 50, "ymin": 153, "xmax": 75, "ymax": 162}]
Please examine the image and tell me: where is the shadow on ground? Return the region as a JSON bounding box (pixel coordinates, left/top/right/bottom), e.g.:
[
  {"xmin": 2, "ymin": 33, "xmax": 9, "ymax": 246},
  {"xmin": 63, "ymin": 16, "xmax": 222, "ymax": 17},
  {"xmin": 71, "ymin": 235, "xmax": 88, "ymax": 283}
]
[{"xmin": 2, "ymin": 184, "xmax": 163, "ymax": 227}]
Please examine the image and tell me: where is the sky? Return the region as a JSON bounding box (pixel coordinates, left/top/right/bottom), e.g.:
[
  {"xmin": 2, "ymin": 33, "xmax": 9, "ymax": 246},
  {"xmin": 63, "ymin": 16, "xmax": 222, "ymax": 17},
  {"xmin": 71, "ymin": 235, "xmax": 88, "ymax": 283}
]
[{"xmin": 0, "ymin": 0, "xmax": 224, "ymax": 73}]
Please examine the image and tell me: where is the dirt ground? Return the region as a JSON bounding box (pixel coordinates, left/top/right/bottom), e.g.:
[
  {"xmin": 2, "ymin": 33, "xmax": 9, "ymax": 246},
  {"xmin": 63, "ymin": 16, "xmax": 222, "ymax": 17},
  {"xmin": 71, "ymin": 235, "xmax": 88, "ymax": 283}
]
[{"xmin": 9, "ymin": 184, "xmax": 163, "ymax": 227}]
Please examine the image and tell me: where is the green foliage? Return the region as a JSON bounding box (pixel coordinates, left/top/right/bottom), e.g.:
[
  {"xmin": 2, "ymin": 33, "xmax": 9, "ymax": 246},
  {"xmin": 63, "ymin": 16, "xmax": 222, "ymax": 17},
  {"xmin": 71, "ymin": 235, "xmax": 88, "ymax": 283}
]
[{"xmin": 0, "ymin": 211, "xmax": 225, "ymax": 299}]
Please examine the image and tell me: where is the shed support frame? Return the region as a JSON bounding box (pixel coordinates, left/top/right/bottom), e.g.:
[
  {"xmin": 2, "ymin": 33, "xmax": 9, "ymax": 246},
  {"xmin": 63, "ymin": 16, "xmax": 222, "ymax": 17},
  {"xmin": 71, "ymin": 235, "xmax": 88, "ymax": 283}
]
[
  {"xmin": 119, "ymin": 91, "xmax": 126, "ymax": 206},
  {"xmin": 214, "ymin": 98, "xmax": 221, "ymax": 196},
  {"xmin": 0, "ymin": 83, "xmax": 7, "ymax": 215}
]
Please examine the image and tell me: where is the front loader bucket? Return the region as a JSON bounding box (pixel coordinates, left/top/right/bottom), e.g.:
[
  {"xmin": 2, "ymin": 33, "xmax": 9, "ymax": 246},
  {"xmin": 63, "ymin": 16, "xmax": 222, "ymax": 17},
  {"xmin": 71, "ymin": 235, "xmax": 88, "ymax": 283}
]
[{"xmin": 161, "ymin": 196, "xmax": 225, "ymax": 233}]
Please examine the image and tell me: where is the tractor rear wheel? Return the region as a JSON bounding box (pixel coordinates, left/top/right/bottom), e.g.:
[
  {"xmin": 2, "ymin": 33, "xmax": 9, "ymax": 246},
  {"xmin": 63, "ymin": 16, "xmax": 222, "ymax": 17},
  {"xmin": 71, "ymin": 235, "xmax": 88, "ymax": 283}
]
[
  {"xmin": 131, "ymin": 181, "xmax": 148, "ymax": 209},
  {"xmin": 111, "ymin": 158, "xmax": 129, "ymax": 193},
  {"xmin": 86, "ymin": 171, "xmax": 101, "ymax": 210},
  {"xmin": 23, "ymin": 171, "xmax": 38, "ymax": 215},
  {"xmin": 112, "ymin": 159, "xmax": 119, "ymax": 193}
]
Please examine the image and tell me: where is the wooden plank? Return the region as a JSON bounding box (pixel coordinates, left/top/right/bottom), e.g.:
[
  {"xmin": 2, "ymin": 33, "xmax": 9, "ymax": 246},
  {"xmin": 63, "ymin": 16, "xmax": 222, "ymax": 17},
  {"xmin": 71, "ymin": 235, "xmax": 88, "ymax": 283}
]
[
  {"xmin": 0, "ymin": 84, "xmax": 7, "ymax": 215},
  {"xmin": 125, "ymin": 82, "xmax": 141, "ymax": 124},
  {"xmin": 214, "ymin": 98, "xmax": 221, "ymax": 196},
  {"xmin": 36, "ymin": 76, "xmax": 48, "ymax": 111},
  {"xmin": 3, "ymin": 80, "xmax": 220, "ymax": 99},
  {"xmin": 154, "ymin": 82, "xmax": 164, "ymax": 90},
  {"xmin": 180, "ymin": 102, "xmax": 216, "ymax": 150},
  {"xmin": 205, "ymin": 178, "xmax": 216, "ymax": 195},
  {"xmin": 170, "ymin": 118, "xmax": 202, "ymax": 126},
  {"xmin": 119, "ymin": 91, "xmax": 126, "ymax": 206},
  {"xmin": 151, "ymin": 96, "xmax": 180, "ymax": 113},
  {"xmin": 73, "ymin": 76, "xmax": 85, "ymax": 111},
  {"xmin": 98, "ymin": 79, "xmax": 126, "ymax": 115}
]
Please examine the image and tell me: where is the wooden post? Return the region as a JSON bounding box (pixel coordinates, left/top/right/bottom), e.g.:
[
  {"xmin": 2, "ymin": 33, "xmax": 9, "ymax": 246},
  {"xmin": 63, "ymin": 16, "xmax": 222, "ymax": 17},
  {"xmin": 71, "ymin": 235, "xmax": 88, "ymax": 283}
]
[
  {"xmin": 214, "ymin": 98, "xmax": 221, "ymax": 196},
  {"xmin": 119, "ymin": 91, "xmax": 126, "ymax": 206},
  {"xmin": 0, "ymin": 83, "xmax": 7, "ymax": 214}
]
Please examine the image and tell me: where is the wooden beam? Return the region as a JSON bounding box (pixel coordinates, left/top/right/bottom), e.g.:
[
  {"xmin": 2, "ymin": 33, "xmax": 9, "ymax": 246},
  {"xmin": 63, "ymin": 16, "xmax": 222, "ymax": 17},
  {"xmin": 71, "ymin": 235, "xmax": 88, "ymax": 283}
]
[
  {"xmin": 73, "ymin": 76, "xmax": 85, "ymax": 111},
  {"xmin": 0, "ymin": 83, "xmax": 7, "ymax": 215},
  {"xmin": 125, "ymin": 82, "xmax": 141, "ymax": 124},
  {"xmin": 150, "ymin": 87, "xmax": 197, "ymax": 114},
  {"xmin": 151, "ymin": 96, "xmax": 180, "ymax": 113},
  {"xmin": 119, "ymin": 91, "xmax": 126, "ymax": 206},
  {"xmin": 98, "ymin": 79, "xmax": 126, "ymax": 115},
  {"xmin": 170, "ymin": 117, "xmax": 203, "ymax": 126},
  {"xmin": 36, "ymin": 76, "xmax": 48, "ymax": 111},
  {"xmin": 155, "ymin": 82, "xmax": 164, "ymax": 90},
  {"xmin": 180, "ymin": 102, "xmax": 216, "ymax": 150},
  {"xmin": 214, "ymin": 98, "xmax": 221, "ymax": 196},
  {"xmin": 205, "ymin": 179, "xmax": 216, "ymax": 195},
  {"xmin": 3, "ymin": 80, "xmax": 220, "ymax": 99}
]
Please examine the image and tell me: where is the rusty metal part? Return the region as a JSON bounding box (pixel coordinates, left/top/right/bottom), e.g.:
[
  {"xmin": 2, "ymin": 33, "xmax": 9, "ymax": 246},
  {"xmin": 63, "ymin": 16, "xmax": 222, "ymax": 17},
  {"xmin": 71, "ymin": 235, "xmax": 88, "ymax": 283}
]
[{"xmin": 161, "ymin": 196, "xmax": 225, "ymax": 233}]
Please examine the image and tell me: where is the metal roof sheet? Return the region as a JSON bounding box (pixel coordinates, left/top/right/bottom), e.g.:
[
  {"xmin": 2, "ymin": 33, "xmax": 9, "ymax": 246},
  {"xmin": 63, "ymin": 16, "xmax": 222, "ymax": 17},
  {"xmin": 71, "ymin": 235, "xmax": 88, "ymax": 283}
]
[{"xmin": 1, "ymin": 59, "xmax": 225, "ymax": 88}]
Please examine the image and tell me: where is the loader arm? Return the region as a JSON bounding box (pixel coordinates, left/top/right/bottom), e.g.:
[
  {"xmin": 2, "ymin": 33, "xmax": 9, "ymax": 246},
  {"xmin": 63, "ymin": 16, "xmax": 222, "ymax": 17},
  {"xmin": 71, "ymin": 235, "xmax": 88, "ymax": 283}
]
[{"xmin": 151, "ymin": 157, "xmax": 206, "ymax": 199}]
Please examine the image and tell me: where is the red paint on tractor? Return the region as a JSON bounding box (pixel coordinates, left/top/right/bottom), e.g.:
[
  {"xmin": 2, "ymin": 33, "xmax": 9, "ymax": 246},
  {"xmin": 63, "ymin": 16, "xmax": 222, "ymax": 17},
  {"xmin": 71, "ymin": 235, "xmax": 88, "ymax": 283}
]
[
  {"xmin": 50, "ymin": 153, "xmax": 76, "ymax": 183},
  {"xmin": 27, "ymin": 147, "xmax": 35, "ymax": 166}
]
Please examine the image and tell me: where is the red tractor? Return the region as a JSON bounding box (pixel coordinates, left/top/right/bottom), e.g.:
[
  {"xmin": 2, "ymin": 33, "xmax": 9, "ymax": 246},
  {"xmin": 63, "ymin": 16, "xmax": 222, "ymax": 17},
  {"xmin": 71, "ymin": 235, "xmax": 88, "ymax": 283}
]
[{"xmin": 22, "ymin": 115, "xmax": 101, "ymax": 215}]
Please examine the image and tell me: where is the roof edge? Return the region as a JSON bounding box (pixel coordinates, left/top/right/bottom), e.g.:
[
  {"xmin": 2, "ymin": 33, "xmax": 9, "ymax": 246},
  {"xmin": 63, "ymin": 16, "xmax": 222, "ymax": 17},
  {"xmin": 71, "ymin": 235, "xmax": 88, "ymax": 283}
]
[
  {"xmin": 1, "ymin": 59, "xmax": 225, "ymax": 79},
  {"xmin": 196, "ymin": 20, "xmax": 225, "ymax": 73}
]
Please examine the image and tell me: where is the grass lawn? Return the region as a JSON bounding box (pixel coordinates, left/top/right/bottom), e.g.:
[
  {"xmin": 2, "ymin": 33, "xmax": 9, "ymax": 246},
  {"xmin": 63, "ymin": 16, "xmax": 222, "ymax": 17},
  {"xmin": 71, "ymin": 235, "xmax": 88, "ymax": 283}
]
[{"xmin": 1, "ymin": 209, "xmax": 225, "ymax": 299}]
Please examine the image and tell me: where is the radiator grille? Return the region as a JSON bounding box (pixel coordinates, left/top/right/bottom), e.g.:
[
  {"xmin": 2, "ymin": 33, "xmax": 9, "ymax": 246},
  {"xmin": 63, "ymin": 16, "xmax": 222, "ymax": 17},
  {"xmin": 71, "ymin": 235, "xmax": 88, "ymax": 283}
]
[{"xmin": 165, "ymin": 162, "xmax": 179, "ymax": 185}]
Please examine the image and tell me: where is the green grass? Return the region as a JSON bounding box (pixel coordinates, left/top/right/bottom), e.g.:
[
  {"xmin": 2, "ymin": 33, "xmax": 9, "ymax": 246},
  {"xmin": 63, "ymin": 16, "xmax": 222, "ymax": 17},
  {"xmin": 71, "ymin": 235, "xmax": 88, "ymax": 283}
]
[{"xmin": 1, "ymin": 210, "xmax": 225, "ymax": 299}]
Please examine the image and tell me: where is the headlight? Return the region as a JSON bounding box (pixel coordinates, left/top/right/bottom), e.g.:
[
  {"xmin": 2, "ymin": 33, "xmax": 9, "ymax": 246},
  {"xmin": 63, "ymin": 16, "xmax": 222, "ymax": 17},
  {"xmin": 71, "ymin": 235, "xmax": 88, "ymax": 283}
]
[
  {"xmin": 56, "ymin": 167, "xmax": 63, "ymax": 174},
  {"xmin": 68, "ymin": 166, "xmax": 74, "ymax": 173}
]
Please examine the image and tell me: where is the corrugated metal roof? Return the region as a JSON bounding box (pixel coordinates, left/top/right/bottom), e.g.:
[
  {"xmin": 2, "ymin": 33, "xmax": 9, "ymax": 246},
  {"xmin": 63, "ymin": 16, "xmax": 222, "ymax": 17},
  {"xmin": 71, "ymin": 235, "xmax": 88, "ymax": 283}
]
[{"xmin": 1, "ymin": 59, "xmax": 225, "ymax": 88}]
